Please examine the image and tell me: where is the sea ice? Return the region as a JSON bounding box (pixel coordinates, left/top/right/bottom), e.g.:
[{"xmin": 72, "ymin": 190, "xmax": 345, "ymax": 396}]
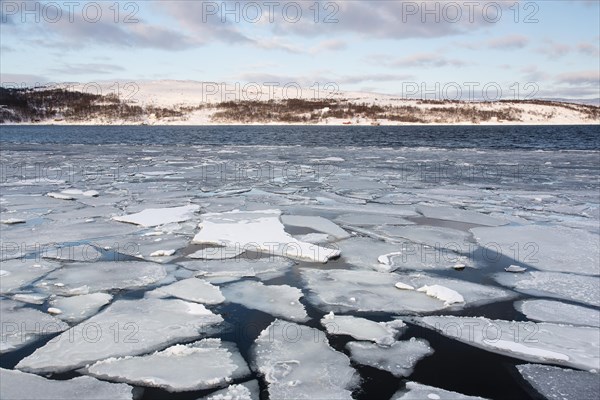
[
  {"xmin": 180, "ymin": 257, "xmax": 293, "ymax": 282},
  {"xmin": 113, "ymin": 205, "xmax": 200, "ymax": 227},
  {"xmin": 192, "ymin": 210, "xmax": 340, "ymax": 263},
  {"xmin": 221, "ymin": 281, "xmax": 308, "ymax": 321},
  {"xmin": 148, "ymin": 278, "xmax": 225, "ymax": 305},
  {"xmin": 515, "ymin": 299, "xmax": 600, "ymax": 327},
  {"xmin": 505, "ymin": 265, "xmax": 527, "ymax": 273},
  {"xmin": 49, "ymin": 293, "xmax": 113, "ymax": 323},
  {"xmin": 494, "ymin": 271, "xmax": 599, "ymax": 307},
  {"xmin": 516, "ymin": 364, "xmax": 599, "ymax": 400},
  {"xmin": 471, "ymin": 225, "xmax": 599, "ymax": 275},
  {"xmin": 0, "ymin": 299, "xmax": 69, "ymax": 353},
  {"xmin": 201, "ymin": 380, "xmax": 260, "ymax": 400},
  {"xmin": 252, "ymin": 320, "xmax": 358, "ymax": 399},
  {"xmin": 417, "ymin": 285, "xmax": 465, "ymax": 306},
  {"xmin": 0, "ymin": 259, "xmax": 60, "ymax": 294},
  {"xmin": 417, "ymin": 205, "xmax": 507, "ymax": 226},
  {"xmin": 321, "ymin": 313, "xmax": 404, "ymax": 345},
  {"xmin": 84, "ymin": 339, "xmax": 250, "ymax": 392},
  {"xmin": 16, "ymin": 298, "xmax": 224, "ymax": 373},
  {"xmin": 392, "ymin": 381, "xmax": 487, "ymax": 400},
  {"xmin": 36, "ymin": 261, "xmax": 168, "ymax": 295},
  {"xmin": 410, "ymin": 316, "xmax": 600, "ymax": 371},
  {"xmin": 301, "ymin": 269, "xmax": 445, "ymax": 313},
  {"xmin": 334, "ymin": 213, "xmax": 414, "ymax": 227},
  {"xmin": 280, "ymin": 215, "xmax": 351, "ymax": 239},
  {"xmin": 0, "ymin": 368, "xmax": 133, "ymax": 400},
  {"xmin": 346, "ymin": 338, "xmax": 433, "ymax": 377},
  {"xmin": 187, "ymin": 246, "xmax": 245, "ymax": 260},
  {"xmin": 375, "ymin": 225, "xmax": 472, "ymax": 250}
]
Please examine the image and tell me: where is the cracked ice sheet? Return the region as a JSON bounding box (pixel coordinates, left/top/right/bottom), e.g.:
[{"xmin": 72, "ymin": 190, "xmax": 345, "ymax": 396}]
[
  {"xmin": 280, "ymin": 215, "xmax": 350, "ymax": 239},
  {"xmin": 0, "ymin": 368, "xmax": 134, "ymax": 400},
  {"xmin": 36, "ymin": 261, "xmax": 168, "ymax": 296},
  {"xmin": 409, "ymin": 316, "xmax": 600, "ymax": 371},
  {"xmin": 494, "ymin": 271, "xmax": 600, "ymax": 307},
  {"xmin": 515, "ymin": 299, "xmax": 600, "ymax": 327},
  {"xmin": 252, "ymin": 320, "xmax": 358, "ymax": 400},
  {"xmin": 84, "ymin": 339, "xmax": 250, "ymax": 392},
  {"xmin": 0, "ymin": 259, "xmax": 60, "ymax": 294},
  {"xmin": 375, "ymin": 225, "xmax": 473, "ymax": 250},
  {"xmin": 0, "ymin": 299, "xmax": 69, "ymax": 354},
  {"xmin": 392, "ymin": 381, "xmax": 487, "ymax": 400},
  {"xmin": 180, "ymin": 257, "xmax": 293, "ymax": 282},
  {"xmin": 516, "ymin": 364, "xmax": 600, "ymax": 400},
  {"xmin": 416, "ymin": 205, "xmax": 508, "ymax": 226},
  {"xmin": 200, "ymin": 380, "xmax": 260, "ymax": 400},
  {"xmin": 321, "ymin": 313, "xmax": 405, "ymax": 345},
  {"xmin": 221, "ymin": 281, "xmax": 308, "ymax": 322},
  {"xmin": 302, "ymin": 269, "xmax": 513, "ymax": 314},
  {"xmin": 147, "ymin": 278, "xmax": 225, "ymax": 305},
  {"xmin": 337, "ymin": 237, "xmax": 473, "ymax": 273},
  {"xmin": 192, "ymin": 210, "xmax": 339, "ymax": 263},
  {"xmin": 346, "ymin": 338, "xmax": 433, "ymax": 377},
  {"xmin": 16, "ymin": 298, "xmax": 224, "ymax": 373},
  {"xmin": 49, "ymin": 293, "xmax": 113, "ymax": 323},
  {"xmin": 471, "ymin": 225, "xmax": 600, "ymax": 275},
  {"xmin": 112, "ymin": 204, "xmax": 200, "ymax": 227}
]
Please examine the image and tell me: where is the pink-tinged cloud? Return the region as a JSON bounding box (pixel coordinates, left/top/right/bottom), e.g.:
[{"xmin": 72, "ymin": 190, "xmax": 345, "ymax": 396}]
[
  {"xmin": 556, "ymin": 70, "xmax": 600, "ymax": 86},
  {"xmin": 488, "ymin": 35, "xmax": 529, "ymax": 49}
]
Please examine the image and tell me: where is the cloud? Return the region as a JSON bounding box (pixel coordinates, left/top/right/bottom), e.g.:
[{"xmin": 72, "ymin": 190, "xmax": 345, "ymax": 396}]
[
  {"xmin": 577, "ymin": 42, "xmax": 600, "ymax": 57},
  {"xmin": 387, "ymin": 53, "xmax": 466, "ymax": 68},
  {"xmin": 536, "ymin": 40, "xmax": 571, "ymax": 58},
  {"xmin": 488, "ymin": 35, "xmax": 529, "ymax": 49},
  {"xmin": 556, "ymin": 70, "xmax": 599, "ymax": 86}
]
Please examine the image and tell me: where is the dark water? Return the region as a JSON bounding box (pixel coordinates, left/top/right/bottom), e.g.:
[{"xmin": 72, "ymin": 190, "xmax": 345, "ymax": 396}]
[{"xmin": 1, "ymin": 125, "xmax": 599, "ymax": 150}]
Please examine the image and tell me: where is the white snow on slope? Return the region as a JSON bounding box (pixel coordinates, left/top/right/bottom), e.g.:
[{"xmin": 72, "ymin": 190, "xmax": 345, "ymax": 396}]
[
  {"xmin": 16, "ymin": 298, "xmax": 223, "ymax": 373},
  {"xmin": 252, "ymin": 320, "xmax": 358, "ymax": 400},
  {"xmin": 84, "ymin": 339, "xmax": 250, "ymax": 392},
  {"xmin": 0, "ymin": 368, "xmax": 133, "ymax": 400},
  {"xmin": 113, "ymin": 205, "xmax": 200, "ymax": 227},
  {"xmin": 192, "ymin": 210, "xmax": 340, "ymax": 262}
]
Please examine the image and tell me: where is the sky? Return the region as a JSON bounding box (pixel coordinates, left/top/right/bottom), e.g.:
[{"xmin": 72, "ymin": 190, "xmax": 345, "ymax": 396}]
[{"xmin": 1, "ymin": 0, "xmax": 599, "ymax": 100}]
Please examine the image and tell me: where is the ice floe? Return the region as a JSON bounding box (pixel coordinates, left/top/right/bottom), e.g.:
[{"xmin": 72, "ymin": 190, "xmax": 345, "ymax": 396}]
[
  {"xmin": 222, "ymin": 281, "xmax": 308, "ymax": 321},
  {"xmin": 252, "ymin": 320, "xmax": 358, "ymax": 399},
  {"xmin": 36, "ymin": 261, "xmax": 167, "ymax": 295},
  {"xmin": 417, "ymin": 205, "xmax": 507, "ymax": 226},
  {"xmin": 0, "ymin": 299, "xmax": 69, "ymax": 353},
  {"xmin": 0, "ymin": 259, "xmax": 60, "ymax": 294},
  {"xmin": 113, "ymin": 205, "xmax": 200, "ymax": 227},
  {"xmin": 471, "ymin": 225, "xmax": 600, "ymax": 275},
  {"xmin": 516, "ymin": 364, "xmax": 599, "ymax": 400},
  {"xmin": 187, "ymin": 246, "xmax": 245, "ymax": 260},
  {"xmin": 281, "ymin": 215, "xmax": 351, "ymax": 239},
  {"xmin": 16, "ymin": 298, "xmax": 223, "ymax": 373},
  {"xmin": 346, "ymin": 338, "xmax": 433, "ymax": 377},
  {"xmin": 495, "ymin": 271, "xmax": 599, "ymax": 307},
  {"xmin": 392, "ymin": 381, "xmax": 487, "ymax": 400},
  {"xmin": 321, "ymin": 312, "xmax": 404, "ymax": 345},
  {"xmin": 201, "ymin": 380, "xmax": 260, "ymax": 400},
  {"xmin": 180, "ymin": 257, "xmax": 293, "ymax": 282},
  {"xmin": 49, "ymin": 293, "xmax": 113, "ymax": 323},
  {"xmin": 192, "ymin": 210, "xmax": 340, "ymax": 263},
  {"xmin": 376, "ymin": 225, "xmax": 473, "ymax": 250},
  {"xmin": 148, "ymin": 278, "xmax": 225, "ymax": 305},
  {"xmin": 410, "ymin": 316, "xmax": 600, "ymax": 370},
  {"xmin": 417, "ymin": 285, "xmax": 465, "ymax": 306},
  {"xmin": 84, "ymin": 339, "xmax": 249, "ymax": 392},
  {"xmin": 515, "ymin": 299, "xmax": 600, "ymax": 327},
  {"xmin": 0, "ymin": 368, "xmax": 133, "ymax": 400}
]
